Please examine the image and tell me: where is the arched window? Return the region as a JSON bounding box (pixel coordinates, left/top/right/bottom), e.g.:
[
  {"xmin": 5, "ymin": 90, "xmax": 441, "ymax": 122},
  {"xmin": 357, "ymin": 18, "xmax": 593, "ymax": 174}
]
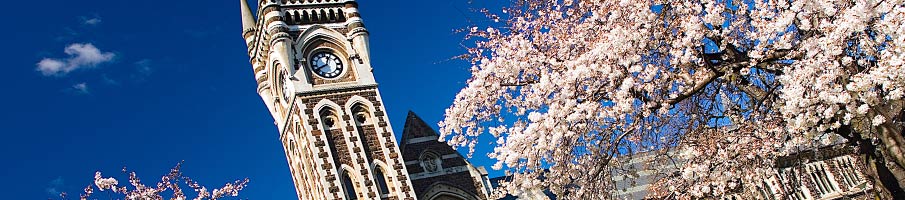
[
  {"xmin": 319, "ymin": 108, "xmax": 345, "ymax": 190},
  {"xmin": 373, "ymin": 167, "xmax": 390, "ymax": 197},
  {"xmin": 352, "ymin": 104, "xmax": 375, "ymax": 163},
  {"xmin": 420, "ymin": 151, "xmax": 442, "ymax": 173},
  {"xmin": 288, "ymin": 138, "xmax": 296, "ymax": 153},
  {"xmin": 284, "ymin": 12, "xmax": 293, "ymax": 24},
  {"xmin": 338, "ymin": 9, "xmax": 346, "ymax": 21},
  {"xmin": 341, "ymin": 170, "xmax": 358, "ymax": 200},
  {"xmin": 293, "ymin": 11, "xmax": 301, "ymax": 24},
  {"xmin": 329, "ymin": 9, "xmax": 337, "ymax": 21},
  {"xmin": 311, "ymin": 10, "xmax": 319, "ymax": 22},
  {"xmin": 301, "ymin": 10, "xmax": 310, "ymax": 23}
]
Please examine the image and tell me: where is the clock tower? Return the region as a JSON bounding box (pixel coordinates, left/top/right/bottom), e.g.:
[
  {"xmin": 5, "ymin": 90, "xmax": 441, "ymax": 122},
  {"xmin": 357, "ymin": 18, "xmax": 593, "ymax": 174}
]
[{"xmin": 240, "ymin": 0, "xmax": 417, "ymax": 199}]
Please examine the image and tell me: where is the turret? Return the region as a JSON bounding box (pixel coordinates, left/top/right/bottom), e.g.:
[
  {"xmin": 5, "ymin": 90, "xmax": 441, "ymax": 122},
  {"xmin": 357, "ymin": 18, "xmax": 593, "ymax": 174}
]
[
  {"xmin": 261, "ymin": 0, "xmax": 296, "ymax": 78},
  {"xmin": 344, "ymin": 1, "xmax": 370, "ymax": 66},
  {"xmin": 240, "ymin": 0, "xmax": 257, "ymax": 50}
]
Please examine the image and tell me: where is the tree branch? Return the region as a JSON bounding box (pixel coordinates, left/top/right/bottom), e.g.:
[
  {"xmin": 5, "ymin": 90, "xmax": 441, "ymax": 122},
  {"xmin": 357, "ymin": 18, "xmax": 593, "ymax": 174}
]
[{"xmin": 501, "ymin": 80, "xmax": 538, "ymax": 87}]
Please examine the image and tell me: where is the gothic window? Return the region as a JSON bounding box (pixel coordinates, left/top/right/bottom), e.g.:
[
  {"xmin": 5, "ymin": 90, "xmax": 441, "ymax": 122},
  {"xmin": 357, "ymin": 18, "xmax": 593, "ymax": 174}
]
[
  {"xmin": 319, "ymin": 108, "xmax": 344, "ymax": 186},
  {"xmin": 284, "ymin": 12, "xmax": 293, "ymax": 24},
  {"xmin": 341, "ymin": 170, "xmax": 358, "ymax": 200},
  {"xmin": 329, "ymin": 9, "xmax": 337, "ymax": 21},
  {"xmin": 292, "ymin": 11, "xmax": 301, "ymax": 24},
  {"xmin": 351, "ymin": 104, "xmax": 375, "ymax": 164},
  {"xmin": 311, "ymin": 10, "xmax": 319, "ymax": 22},
  {"xmin": 373, "ymin": 167, "xmax": 390, "ymax": 197},
  {"xmin": 338, "ymin": 9, "xmax": 346, "ymax": 21},
  {"xmin": 301, "ymin": 10, "xmax": 310, "ymax": 23},
  {"xmin": 420, "ymin": 152, "xmax": 442, "ymax": 173}
]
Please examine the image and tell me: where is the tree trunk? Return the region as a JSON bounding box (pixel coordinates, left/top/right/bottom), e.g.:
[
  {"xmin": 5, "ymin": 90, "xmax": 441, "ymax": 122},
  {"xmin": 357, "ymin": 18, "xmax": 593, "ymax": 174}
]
[{"xmin": 857, "ymin": 138, "xmax": 905, "ymax": 199}]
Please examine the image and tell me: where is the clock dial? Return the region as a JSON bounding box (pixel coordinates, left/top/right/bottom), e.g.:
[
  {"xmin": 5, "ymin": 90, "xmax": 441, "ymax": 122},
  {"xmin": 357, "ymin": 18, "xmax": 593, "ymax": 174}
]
[
  {"xmin": 280, "ymin": 70, "xmax": 291, "ymax": 101},
  {"xmin": 310, "ymin": 52, "xmax": 344, "ymax": 78}
]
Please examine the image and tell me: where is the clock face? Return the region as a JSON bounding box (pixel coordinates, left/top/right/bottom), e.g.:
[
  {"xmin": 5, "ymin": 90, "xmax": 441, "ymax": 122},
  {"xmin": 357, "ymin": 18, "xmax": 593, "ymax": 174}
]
[
  {"xmin": 310, "ymin": 52, "xmax": 344, "ymax": 78},
  {"xmin": 280, "ymin": 70, "xmax": 291, "ymax": 101}
]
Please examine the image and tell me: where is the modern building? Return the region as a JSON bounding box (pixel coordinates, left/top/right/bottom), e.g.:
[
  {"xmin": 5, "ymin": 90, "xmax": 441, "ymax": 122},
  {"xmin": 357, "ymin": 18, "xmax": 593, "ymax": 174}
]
[{"xmin": 238, "ymin": 0, "xmax": 490, "ymax": 199}]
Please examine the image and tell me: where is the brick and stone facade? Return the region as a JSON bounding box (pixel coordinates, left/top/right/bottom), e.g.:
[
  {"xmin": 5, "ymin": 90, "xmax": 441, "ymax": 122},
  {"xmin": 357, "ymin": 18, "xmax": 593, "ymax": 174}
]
[{"xmin": 240, "ymin": 1, "xmax": 490, "ymax": 199}]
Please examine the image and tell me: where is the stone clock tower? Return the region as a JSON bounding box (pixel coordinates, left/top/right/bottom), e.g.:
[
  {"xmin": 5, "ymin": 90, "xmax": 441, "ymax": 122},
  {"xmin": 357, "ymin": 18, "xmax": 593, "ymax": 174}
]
[{"xmin": 240, "ymin": 0, "xmax": 417, "ymax": 199}]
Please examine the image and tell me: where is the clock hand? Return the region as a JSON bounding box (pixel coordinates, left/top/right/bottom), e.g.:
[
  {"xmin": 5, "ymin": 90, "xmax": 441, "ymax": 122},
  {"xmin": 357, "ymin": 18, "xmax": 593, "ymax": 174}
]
[{"xmin": 313, "ymin": 62, "xmax": 326, "ymax": 70}]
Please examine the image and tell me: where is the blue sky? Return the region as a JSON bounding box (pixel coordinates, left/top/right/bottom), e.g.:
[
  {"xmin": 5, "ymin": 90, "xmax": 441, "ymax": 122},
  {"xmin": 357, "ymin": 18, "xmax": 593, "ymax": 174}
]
[{"xmin": 0, "ymin": 0, "xmax": 505, "ymax": 199}]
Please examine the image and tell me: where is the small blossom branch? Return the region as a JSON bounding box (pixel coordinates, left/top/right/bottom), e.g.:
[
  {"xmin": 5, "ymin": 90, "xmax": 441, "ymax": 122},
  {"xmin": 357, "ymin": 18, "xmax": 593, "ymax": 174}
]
[{"xmin": 77, "ymin": 162, "xmax": 248, "ymax": 200}]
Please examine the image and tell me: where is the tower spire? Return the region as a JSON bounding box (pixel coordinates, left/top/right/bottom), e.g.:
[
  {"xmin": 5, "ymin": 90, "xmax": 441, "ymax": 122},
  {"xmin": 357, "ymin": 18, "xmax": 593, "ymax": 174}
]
[{"xmin": 240, "ymin": 0, "xmax": 256, "ymax": 32}]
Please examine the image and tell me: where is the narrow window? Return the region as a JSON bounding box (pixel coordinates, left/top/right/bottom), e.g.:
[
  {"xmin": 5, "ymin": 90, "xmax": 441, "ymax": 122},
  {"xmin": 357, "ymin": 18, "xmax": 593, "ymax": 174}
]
[
  {"xmin": 301, "ymin": 10, "xmax": 310, "ymax": 23},
  {"xmin": 284, "ymin": 12, "xmax": 293, "ymax": 24},
  {"xmin": 293, "ymin": 11, "xmax": 301, "ymax": 24},
  {"xmin": 341, "ymin": 171, "xmax": 358, "ymax": 200},
  {"xmin": 374, "ymin": 167, "xmax": 390, "ymax": 197},
  {"xmin": 329, "ymin": 9, "xmax": 337, "ymax": 21},
  {"xmin": 352, "ymin": 104, "xmax": 375, "ymax": 163},
  {"xmin": 311, "ymin": 10, "xmax": 319, "ymax": 22},
  {"xmin": 338, "ymin": 9, "xmax": 347, "ymax": 21}
]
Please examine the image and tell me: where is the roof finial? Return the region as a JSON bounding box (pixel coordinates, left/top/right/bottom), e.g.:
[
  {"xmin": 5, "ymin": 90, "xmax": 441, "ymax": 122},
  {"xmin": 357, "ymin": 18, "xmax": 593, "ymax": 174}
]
[{"xmin": 240, "ymin": 0, "xmax": 257, "ymax": 32}]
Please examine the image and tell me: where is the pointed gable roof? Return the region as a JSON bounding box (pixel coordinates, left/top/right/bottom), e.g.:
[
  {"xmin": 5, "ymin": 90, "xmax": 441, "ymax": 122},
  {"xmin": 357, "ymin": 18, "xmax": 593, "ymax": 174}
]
[
  {"xmin": 401, "ymin": 111, "xmax": 440, "ymax": 143},
  {"xmin": 400, "ymin": 110, "xmax": 455, "ymax": 162}
]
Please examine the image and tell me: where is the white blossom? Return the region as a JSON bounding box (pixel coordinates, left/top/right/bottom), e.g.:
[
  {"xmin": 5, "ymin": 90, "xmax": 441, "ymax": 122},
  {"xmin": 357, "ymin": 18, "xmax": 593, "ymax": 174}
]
[{"xmin": 442, "ymin": 0, "xmax": 904, "ymax": 198}]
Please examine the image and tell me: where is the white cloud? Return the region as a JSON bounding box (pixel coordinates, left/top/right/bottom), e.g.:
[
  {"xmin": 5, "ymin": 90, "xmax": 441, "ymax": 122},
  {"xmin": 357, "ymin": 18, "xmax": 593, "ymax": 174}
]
[
  {"xmin": 36, "ymin": 59, "xmax": 66, "ymax": 75},
  {"xmin": 83, "ymin": 17, "xmax": 101, "ymax": 25},
  {"xmin": 36, "ymin": 43, "xmax": 115, "ymax": 76},
  {"xmin": 72, "ymin": 83, "xmax": 89, "ymax": 94}
]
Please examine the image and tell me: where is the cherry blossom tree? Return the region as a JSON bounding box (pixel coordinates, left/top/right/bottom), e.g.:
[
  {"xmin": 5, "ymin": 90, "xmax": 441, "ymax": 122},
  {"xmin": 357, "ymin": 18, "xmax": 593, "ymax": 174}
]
[
  {"xmin": 439, "ymin": 0, "xmax": 905, "ymax": 199},
  {"xmin": 67, "ymin": 162, "xmax": 248, "ymax": 200}
]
